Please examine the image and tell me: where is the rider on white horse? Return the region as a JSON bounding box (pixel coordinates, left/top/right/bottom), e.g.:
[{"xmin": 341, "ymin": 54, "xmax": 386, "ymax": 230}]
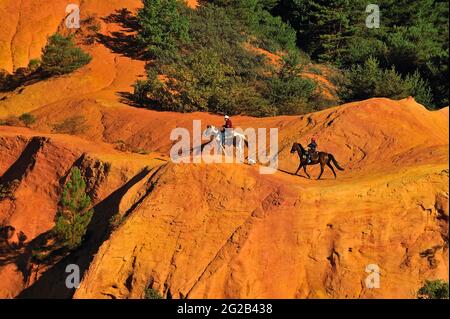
[
  {"xmin": 222, "ymin": 115, "xmax": 233, "ymax": 146},
  {"xmin": 204, "ymin": 122, "xmax": 246, "ymax": 162}
]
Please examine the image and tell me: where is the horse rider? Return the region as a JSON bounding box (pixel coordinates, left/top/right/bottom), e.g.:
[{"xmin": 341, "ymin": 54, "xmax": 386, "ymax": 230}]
[
  {"xmin": 307, "ymin": 137, "xmax": 317, "ymax": 163},
  {"xmin": 222, "ymin": 115, "xmax": 233, "ymax": 145}
]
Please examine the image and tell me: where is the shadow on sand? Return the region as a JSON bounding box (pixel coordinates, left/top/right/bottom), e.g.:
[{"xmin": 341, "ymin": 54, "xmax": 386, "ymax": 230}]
[{"xmin": 97, "ymin": 8, "xmax": 147, "ymax": 60}]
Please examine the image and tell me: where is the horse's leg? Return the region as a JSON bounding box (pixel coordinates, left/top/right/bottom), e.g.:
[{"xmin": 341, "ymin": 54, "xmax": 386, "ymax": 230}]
[
  {"xmin": 236, "ymin": 138, "xmax": 244, "ymax": 163},
  {"xmin": 327, "ymin": 160, "xmax": 337, "ymax": 179},
  {"xmin": 200, "ymin": 139, "xmax": 214, "ymax": 153},
  {"xmin": 303, "ymin": 165, "xmax": 311, "ymax": 179},
  {"xmin": 317, "ymin": 163, "xmax": 324, "ymax": 180},
  {"xmin": 220, "ymin": 135, "xmax": 227, "ymax": 153},
  {"xmin": 295, "ymin": 163, "xmax": 303, "ymax": 175}
]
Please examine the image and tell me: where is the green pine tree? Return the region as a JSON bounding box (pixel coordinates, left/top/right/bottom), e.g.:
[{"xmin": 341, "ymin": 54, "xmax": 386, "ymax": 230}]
[
  {"xmin": 137, "ymin": 0, "xmax": 190, "ymax": 61},
  {"xmin": 41, "ymin": 34, "xmax": 92, "ymax": 76},
  {"xmin": 53, "ymin": 167, "xmax": 93, "ymax": 250},
  {"xmin": 275, "ymin": 0, "xmax": 448, "ymax": 108},
  {"xmin": 275, "ymin": 0, "xmax": 365, "ymax": 62}
]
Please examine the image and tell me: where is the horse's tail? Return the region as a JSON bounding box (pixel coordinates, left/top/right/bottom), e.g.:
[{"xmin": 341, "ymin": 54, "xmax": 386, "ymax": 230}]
[{"xmin": 330, "ymin": 154, "xmax": 344, "ymax": 171}]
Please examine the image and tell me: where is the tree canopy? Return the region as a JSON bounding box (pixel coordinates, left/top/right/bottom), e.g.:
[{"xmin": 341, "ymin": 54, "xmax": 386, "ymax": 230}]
[{"xmin": 134, "ymin": 0, "xmax": 448, "ymax": 114}]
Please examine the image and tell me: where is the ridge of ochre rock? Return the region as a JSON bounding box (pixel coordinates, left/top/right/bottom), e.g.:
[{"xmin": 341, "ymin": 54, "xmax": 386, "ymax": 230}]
[
  {"xmin": 29, "ymin": 97, "xmax": 450, "ymax": 177},
  {"xmin": 73, "ymin": 162, "xmax": 448, "ymax": 299},
  {"xmin": 0, "ymin": 122, "xmax": 448, "ymax": 298}
]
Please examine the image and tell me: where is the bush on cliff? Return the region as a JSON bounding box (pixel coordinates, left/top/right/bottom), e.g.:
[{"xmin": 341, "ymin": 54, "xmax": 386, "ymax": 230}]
[
  {"xmin": 418, "ymin": 280, "xmax": 449, "ymax": 299},
  {"xmin": 41, "ymin": 33, "xmax": 92, "ymax": 76},
  {"xmin": 53, "ymin": 167, "xmax": 93, "ymax": 250},
  {"xmin": 144, "ymin": 288, "xmax": 163, "ymax": 299}
]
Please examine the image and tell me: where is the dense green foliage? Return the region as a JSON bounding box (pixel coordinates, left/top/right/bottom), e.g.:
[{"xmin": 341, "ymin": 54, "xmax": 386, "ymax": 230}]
[
  {"xmin": 41, "ymin": 34, "xmax": 92, "ymax": 76},
  {"xmin": 53, "ymin": 167, "xmax": 93, "ymax": 250},
  {"xmin": 134, "ymin": 0, "xmax": 447, "ymax": 114},
  {"xmin": 418, "ymin": 280, "xmax": 449, "ymax": 299},
  {"xmin": 137, "ymin": 0, "xmax": 190, "ymax": 61},
  {"xmin": 272, "ymin": 0, "xmax": 449, "ymax": 108},
  {"xmin": 340, "ymin": 57, "xmax": 433, "ymax": 106},
  {"xmin": 135, "ymin": 0, "xmax": 317, "ymax": 116}
]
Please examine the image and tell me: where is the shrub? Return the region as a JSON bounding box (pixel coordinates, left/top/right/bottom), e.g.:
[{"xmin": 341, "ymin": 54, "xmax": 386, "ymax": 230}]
[
  {"xmin": 0, "ymin": 179, "xmax": 20, "ymax": 201},
  {"xmin": 340, "ymin": 57, "xmax": 434, "ymax": 106},
  {"xmin": 19, "ymin": 113, "xmax": 36, "ymax": 126},
  {"xmin": 205, "ymin": 0, "xmax": 261, "ymax": 30},
  {"xmin": 27, "ymin": 59, "xmax": 41, "ymax": 72},
  {"xmin": 405, "ymin": 71, "xmax": 434, "ymax": 108},
  {"xmin": 375, "ymin": 66, "xmax": 410, "ymax": 100},
  {"xmin": 137, "ymin": 0, "xmax": 190, "ymax": 61},
  {"xmin": 0, "ymin": 115, "xmax": 21, "ymax": 127},
  {"xmin": 265, "ymin": 53, "xmax": 316, "ymax": 114},
  {"xmin": 254, "ymin": 10, "xmax": 297, "ymax": 53},
  {"xmin": 41, "ymin": 33, "xmax": 92, "ymax": 76},
  {"xmin": 145, "ymin": 288, "xmax": 163, "ymax": 299},
  {"xmin": 113, "ymin": 140, "xmax": 129, "ymax": 152},
  {"xmin": 53, "ymin": 115, "xmax": 88, "ymax": 135},
  {"xmin": 31, "ymin": 249, "xmax": 49, "ymax": 263},
  {"xmin": 166, "ymin": 48, "xmax": 234, "ymax": 112},
  {"xmin": 218, "ymin": 84, "xmax": 276, "ymax": 117},
  {"xmin": 109, "ymin": 214, "xmax": 124, "ymax": 231},
  {"xmin": 53, "ymin": 167, "xmax": 93, "ymax": 250},
  {"xmin": 133, "ymin": 79, "xmax": 154, "ymax": 104},
  {"xmin": 1, "ymin": 113, "xmax": 37, "ymax": 128},
  {"xmin": 308, "ymin": 66, "xmax": 323, "ymax": 75},
  {"xmin": 0, "ymin": 184, "xmax": 13, "ymax": 201},
  {"xmin": 418, "ymin": 280, "xmax": 449, "ymax": 299}
]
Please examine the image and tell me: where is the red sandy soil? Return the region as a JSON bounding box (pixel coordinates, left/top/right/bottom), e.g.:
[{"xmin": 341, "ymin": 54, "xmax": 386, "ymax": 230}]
[{"xmin": 0, "ymin": 0, "xmax": 448, "ymax": 299}]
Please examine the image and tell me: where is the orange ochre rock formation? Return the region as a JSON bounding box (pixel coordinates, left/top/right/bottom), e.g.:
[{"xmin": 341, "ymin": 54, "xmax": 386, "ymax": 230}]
[{"xmin": 0, "ymin": 0, "xmax": 448, "ymax": 299}]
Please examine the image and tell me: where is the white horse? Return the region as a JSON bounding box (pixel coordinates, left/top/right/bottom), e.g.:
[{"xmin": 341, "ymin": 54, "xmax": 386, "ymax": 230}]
[{"xmin": 203, "ymin": 125, "xmax": 255, "ymax": 164}]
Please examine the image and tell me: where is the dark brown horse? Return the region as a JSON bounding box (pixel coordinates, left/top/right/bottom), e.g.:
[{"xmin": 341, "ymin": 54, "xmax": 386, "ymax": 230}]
[{"xmin": 290, "ymin": 142, "xmax": 344, "ymax": 179}]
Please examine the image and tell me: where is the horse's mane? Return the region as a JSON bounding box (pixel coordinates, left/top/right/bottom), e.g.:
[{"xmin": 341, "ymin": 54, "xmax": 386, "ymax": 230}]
[{"xmin": 294, "ymin": 142, "xmax": 306, "ymax": 153}]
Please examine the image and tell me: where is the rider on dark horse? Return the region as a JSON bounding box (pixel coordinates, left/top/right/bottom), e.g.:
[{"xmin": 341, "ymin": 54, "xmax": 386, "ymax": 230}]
[
  {"xmin": 222, "ymin": 115, "xmax": 233, "ymax": 145},
  {"xmin": 307, "ymin": 137, "xmax": 317, "ymax": 163}
]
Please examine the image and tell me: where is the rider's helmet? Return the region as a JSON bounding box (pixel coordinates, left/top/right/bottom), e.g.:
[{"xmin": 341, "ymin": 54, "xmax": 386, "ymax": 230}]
[
  {"xmin": 224, "ymin": 115, "xmax": 230, "ymax": 120},
  {"xmin": 311, "ymin": 137, "xmax": 316, "ymax": 142}
]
